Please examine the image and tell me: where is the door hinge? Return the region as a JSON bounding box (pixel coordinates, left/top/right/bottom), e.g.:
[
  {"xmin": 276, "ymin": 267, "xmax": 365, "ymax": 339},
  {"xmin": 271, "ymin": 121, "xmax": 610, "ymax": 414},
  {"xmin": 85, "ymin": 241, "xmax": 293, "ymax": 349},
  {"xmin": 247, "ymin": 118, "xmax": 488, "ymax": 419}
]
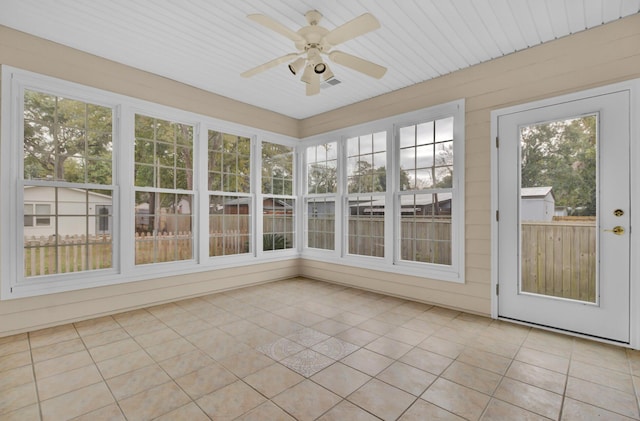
[
  {"xmin": 496, "ymin": 284, "xmax": 499, "ymax": 295},
  {"xmin": 495, "ymin": 136, "xmax": 499, "ymax": 148},
  {"xmin": 496, "ymin": 210, "xmax": 499, "ymax": 221}
]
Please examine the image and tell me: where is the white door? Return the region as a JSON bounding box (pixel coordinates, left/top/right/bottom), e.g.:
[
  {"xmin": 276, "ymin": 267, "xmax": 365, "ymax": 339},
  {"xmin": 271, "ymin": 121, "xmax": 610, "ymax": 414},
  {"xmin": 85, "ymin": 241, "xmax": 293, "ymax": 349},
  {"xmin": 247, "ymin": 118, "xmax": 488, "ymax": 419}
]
[{"xmin": 497, "ymin": 90, "xmax": 630, "ymax": 343}]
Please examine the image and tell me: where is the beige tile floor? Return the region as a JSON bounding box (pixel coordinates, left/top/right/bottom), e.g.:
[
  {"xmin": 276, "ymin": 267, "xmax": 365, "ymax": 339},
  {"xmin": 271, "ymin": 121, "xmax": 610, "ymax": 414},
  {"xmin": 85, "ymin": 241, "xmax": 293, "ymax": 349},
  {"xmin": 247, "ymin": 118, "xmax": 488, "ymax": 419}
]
[{"xmin": 1, "ymin": 277, "xmax": 640, "ymax": 420}]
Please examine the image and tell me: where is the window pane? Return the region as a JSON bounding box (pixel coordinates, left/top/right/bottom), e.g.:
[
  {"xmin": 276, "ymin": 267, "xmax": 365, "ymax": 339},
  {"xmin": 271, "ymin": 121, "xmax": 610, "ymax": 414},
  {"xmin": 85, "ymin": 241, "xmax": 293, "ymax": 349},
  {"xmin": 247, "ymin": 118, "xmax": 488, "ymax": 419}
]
[
  {"xmin": 23, "ymin": 90, "xmax": 112, "ymax": 184},
  {"xmin": 399, "ymin": 194, "xmax": 451, "ymax": 265},
  {"xmin": 209, "ymin": 195, "xmax": 251, "ymax": 257},
  {"xmin": 348, "ymin": 195, "xmax": 384, "ymax": 258},
  {"xmin": 23, "ymin": 187, "xmax": 114, "ymax": 276},
  {"xmin": 347, "ymin": 132, "xmax": 386, "ymax": 193},
  {"xmin": 263, "ymin": 197, "xmax": 295, "ymax": 251},
  {"xmin": 417, "ymin": 121, "xmax": 434, "ymax": 145},
  {"xmin": 208, "ymin": 131, "xmax": 251, "ymax": 193},
  {"xmin": 134, "ymin": 114, "xmax": 194, "ymax": 190},
  {"xmin": 35, "ymin": 204, "xmax": 51, "ymax": 226},
  {"xmin": 24, "ymin": 204, "xmax": 34, "ymax": 227},
  {"xmin": 307, "ymin": 198, "xmax": 335, "ymax": 250},
  {"xmin": 399, "ymin": 126, "xmax": 415, "ymax": 149},
  {"xmin": 262, "ymin": 142, "xmax": 293, "ymax": 195},
  {"xmin": 306, "ymin": 142, "xmax": 337, "ymax": 194},
  {"xmin": 520, "ymin": 116, "xmax": 597, "ymax": 302},
  {"xmin": 134, "ymin": 192, "xmax": 193, "ymax": 265},
  {"xmin": 399, "ymin": 119, "xmax": 454, "ymax": 191}
]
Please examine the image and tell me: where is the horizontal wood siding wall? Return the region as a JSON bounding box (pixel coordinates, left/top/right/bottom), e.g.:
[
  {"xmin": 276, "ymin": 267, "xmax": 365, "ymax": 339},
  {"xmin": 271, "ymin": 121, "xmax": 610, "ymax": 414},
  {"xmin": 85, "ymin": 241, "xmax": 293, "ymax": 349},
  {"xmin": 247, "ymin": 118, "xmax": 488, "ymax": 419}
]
[
  {"xmin": 0, "ymin": 260, "xmax": 299, "ymax": 337},
  {"xmin": 299, "ymin": 13, "xmax": 640, "ymax": 315}
]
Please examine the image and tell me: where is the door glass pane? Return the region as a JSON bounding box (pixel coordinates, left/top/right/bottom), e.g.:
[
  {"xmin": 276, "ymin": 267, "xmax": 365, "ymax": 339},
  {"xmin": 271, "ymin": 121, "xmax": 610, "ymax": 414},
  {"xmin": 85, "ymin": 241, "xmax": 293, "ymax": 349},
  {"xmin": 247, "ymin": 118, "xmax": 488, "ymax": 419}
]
[{"xmin": 520, "ymin": 115, "xmax": 597, "ymax": 302}]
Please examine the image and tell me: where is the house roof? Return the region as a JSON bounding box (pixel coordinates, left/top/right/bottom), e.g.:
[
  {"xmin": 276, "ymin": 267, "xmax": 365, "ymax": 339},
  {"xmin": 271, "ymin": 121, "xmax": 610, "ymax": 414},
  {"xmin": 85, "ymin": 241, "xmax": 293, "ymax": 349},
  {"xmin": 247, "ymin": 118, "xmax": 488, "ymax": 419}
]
[
  {"xmin": 521, "ymin": 186, "xmax": 554, "ymax": 199},
  {"xmin": 351, "ymin": 192, "xmax": 453, "ymax": 208},
  {"xmin": 1, "ymin": 1, "xmax": 637, "ymax": 119},
  {"xmin": 24, "ymin": 185, "xmax": 113, "ymax": 200}
]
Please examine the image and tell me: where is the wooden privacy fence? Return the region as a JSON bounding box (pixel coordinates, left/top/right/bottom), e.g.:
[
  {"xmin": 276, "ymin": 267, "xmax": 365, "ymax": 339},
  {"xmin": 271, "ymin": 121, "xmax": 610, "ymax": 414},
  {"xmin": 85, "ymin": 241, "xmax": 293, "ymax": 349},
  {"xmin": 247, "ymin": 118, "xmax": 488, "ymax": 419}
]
[
  {"xmin": 310, "ymin": 216, "xmax": 452, "ymax": 264},
  {"xmin": 134, "ymin": 232, "xmax": 193, "ymax": 264},
  {"xmin": 521, "ymin": 221, "xmax": 596, "ymax": 302},
  {"xmin": 24, "ymin": 234, "xmax": 113, "ymax": 276},
  {"xmin": 25, "ymin": 220, "xmax": 595, "ymax": 298},
  {"xmin": 400, "ymin": 217, "xmax": 451, "ymax": 264}
]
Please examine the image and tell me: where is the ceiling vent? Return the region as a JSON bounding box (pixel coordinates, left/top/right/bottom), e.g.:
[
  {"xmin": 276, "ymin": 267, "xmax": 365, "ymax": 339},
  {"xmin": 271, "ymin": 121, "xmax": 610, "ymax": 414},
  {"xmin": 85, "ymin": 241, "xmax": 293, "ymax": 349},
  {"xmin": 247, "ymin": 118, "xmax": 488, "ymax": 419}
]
[{"xmin": 321, "ymin": 78, "xmax": 342, "ymax": 89}]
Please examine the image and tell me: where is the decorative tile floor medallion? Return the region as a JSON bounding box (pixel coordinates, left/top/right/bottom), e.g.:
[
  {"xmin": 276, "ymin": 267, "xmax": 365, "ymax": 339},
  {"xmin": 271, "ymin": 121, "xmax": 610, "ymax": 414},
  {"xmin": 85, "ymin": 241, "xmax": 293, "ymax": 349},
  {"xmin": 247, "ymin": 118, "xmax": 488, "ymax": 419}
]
[
  {"xmin": 311, "ymin": 337, "xmax": 359, "ymax": 360},
  {"xmin": 256, "ymin": 338, "xmax": 304, "ymax": 361},
  {"xmin": 279, "ymin": 349, "xmax": 335, "ymax": 377}
]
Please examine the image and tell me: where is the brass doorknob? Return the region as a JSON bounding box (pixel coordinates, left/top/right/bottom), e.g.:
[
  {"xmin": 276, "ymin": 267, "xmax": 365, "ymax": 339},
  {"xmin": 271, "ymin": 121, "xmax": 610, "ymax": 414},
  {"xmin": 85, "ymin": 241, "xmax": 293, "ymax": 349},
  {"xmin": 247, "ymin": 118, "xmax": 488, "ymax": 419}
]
[{"xmin": 604, "ymin": 226, "xmax": 624, "ymax": 235}]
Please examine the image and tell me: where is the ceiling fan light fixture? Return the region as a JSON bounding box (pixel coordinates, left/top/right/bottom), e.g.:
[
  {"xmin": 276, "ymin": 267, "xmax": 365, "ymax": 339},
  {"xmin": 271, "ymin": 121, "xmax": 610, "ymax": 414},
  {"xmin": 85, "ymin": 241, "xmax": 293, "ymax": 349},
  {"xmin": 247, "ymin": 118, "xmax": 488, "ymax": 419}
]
[
  {"xmin": 288, "ymin": 57, "xmax": 306, "ymax": 75},
  {"xmin": 321, "ymin": 65, "xmax": 334, "ymax": 81},
  {"xmin": 314, "ymin": 62, "xmax": 326, "ymax": 74}
]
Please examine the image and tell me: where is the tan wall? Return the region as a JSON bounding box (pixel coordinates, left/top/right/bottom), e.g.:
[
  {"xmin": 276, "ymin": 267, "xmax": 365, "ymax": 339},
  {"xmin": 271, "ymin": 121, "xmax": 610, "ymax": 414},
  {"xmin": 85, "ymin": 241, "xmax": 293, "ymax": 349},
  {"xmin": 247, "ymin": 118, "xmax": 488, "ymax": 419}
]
[
  {"xmin": 0, "ymin": 25, "xmax": 299, "ymax": 137},
  {"xmin": 299, "ymin": 13, "xmax": 640, "ymax": 315},
  {"xmin": 0, "ymin": 260, "xmax": 299, "ymax": 337},
  {"xmin": 0, "ymin": 14, "xmax": 639, "ymax": 336}
]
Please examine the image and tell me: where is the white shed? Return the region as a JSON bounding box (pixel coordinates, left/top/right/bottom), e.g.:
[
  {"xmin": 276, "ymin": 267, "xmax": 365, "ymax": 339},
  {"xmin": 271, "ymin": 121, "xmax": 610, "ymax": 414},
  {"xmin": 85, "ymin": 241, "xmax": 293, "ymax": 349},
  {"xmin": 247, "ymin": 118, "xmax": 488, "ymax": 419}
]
[
  {"xmin": 521, "ymin": 186, "xmax": 555, "ymax": 222},
  {"xmin": 23, "ymin": 186, "xmax": 113, "ymax": 237}
]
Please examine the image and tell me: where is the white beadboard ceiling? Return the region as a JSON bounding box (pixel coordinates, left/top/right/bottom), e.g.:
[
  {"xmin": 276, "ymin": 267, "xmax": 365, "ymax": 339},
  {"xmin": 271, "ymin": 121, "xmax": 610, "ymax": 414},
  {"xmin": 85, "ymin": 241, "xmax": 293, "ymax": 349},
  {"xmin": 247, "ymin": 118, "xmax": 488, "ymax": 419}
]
[{"xmin": 1, "ymin": 0, "xmax": 639, "ymax": 119}]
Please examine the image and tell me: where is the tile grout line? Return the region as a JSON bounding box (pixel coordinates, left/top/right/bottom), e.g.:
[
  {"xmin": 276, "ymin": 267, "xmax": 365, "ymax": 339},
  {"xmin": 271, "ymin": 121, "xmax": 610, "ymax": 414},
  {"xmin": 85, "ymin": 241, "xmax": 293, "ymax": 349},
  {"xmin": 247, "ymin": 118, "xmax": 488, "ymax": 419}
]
[
  {"xmin": 27, "ymin": 332, "xmax": 44, "ymax": 421},
  {"xmin": 73, "ymin": 320, "xmax": 130, "ymax": 421}
]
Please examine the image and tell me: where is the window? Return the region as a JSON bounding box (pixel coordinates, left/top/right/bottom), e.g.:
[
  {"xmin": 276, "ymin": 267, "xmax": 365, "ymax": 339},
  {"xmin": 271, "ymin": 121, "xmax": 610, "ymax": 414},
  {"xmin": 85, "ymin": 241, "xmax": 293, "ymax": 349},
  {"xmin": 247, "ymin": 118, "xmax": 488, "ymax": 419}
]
[
  {"xmin": 96, "ymin": 205, "xmax": 112, "ymax": 234},
  {"xmin": 4, "ymin": 67, "xmax": 307, "ymax": 299},
  {"xmin": 398, "ymin": 117, "xmax": 454, "ymax": 265},
  {"xmin": 134, "ymin": 114, "xmax": 194, "ymax": 264},
  {"xmin": 24, "ymin": 203, "xmax": 51, "ymax": 227},
  {"xmin": 22, "ymin": 89, "xmax": 114, "ymax": 277},
  {"xmin": 346, "ymin": 132, "xmax": 387, "ymax": 258},
  {"xmin": 208, "ymin": 130, "xmax": 251, "ymax": 257},
  {"xmin": 300, "ymin": 100, "xmax": 464, "ymax": 282},
  {"xmin": 262, "ymin": 141, "xmax": 295, "ymax": 251},
  {"xmin": 305, "ymin": 142, "xmax": 337, "ymax": 251}
]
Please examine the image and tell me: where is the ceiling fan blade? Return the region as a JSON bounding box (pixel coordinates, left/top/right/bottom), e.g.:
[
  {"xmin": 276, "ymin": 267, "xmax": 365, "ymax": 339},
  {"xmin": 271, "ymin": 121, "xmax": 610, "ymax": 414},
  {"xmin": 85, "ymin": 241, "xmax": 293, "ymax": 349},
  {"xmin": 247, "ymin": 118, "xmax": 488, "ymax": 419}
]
[
  {"xmin": 328, "ymin": 51, "xmax": 387, "ymax": 79},
  {"xmin": 241, "ymin": 53, "xmax": 300, "ymax": 78},
  {"xmin": 248, "ymin": 14, "xmax": 305, "ymax": 44},
  {"xmin": 306, "ymin": 73, "xmax": 320, "ymax": 96},
  {"xmin": 323, "ymin": 13, "xmax": 380, "ymax": 47}
]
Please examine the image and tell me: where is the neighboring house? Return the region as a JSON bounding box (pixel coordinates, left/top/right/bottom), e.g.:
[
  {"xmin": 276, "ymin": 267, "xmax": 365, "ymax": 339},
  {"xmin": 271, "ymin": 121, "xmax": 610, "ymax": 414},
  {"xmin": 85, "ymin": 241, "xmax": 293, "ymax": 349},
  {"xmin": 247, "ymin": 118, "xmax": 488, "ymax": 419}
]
[
  {"xmin": 521, "ymin": 186, "xmax": 555, "ymax": 221},
  {"xmin": 23, "ymin": 186, "xmax": 113, "ymax": 237},
  {"xmin": 218, "ymin": 197, "xmax": 293, "ymax": 215},
  {"xmin": 307, "ymin": 199, "xmax": 336, "ymax": 217},
  {"xmin": 349, "ymin": 193, "xmax": 453, "ymax": 216}
]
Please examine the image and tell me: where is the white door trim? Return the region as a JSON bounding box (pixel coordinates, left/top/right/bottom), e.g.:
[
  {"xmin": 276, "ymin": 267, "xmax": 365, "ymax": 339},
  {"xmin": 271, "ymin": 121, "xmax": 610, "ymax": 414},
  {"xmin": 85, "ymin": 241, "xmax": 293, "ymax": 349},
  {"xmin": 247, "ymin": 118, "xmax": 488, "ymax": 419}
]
[{"xmin": 490, "ymin": 79, "xmax": 640, "ymax": 349}]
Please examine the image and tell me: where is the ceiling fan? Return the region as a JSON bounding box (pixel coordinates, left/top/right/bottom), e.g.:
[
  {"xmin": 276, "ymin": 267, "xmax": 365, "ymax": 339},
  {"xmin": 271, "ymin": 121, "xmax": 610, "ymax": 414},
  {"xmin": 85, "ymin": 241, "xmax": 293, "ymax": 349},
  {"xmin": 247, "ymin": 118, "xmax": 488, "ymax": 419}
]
[{"xmin": 241, "ymin": 10, "xmax": 387, "ymax": 96}]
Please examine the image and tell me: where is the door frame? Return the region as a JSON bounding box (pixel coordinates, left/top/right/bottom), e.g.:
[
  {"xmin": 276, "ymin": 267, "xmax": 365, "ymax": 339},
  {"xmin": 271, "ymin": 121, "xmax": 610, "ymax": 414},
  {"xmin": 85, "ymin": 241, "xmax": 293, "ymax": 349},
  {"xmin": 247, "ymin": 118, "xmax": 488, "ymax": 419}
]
[{"xmin": 490, "ymin": 79, "xmax": 640, "ymax": 349}]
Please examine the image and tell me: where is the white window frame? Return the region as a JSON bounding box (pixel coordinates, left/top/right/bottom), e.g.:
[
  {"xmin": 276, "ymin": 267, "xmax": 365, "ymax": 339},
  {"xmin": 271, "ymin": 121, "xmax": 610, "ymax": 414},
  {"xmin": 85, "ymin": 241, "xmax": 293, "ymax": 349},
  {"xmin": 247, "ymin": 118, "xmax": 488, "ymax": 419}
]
[
  {"xmin": 2, "ymin": 67, "xmax": 122, "ymax": 298},
  {"xmin": 300, "ymin": 99, "xmax": 465, "ymax": 283},
  {"xmin": 1, "ymin": 66, "xmax": 298, "ymax": 299},
  {"xmin": 258, "ymin": 138, "xmax": 298, "ymax": 257},
  {"xmin": 302, "ymin": 139, "xmax": 340, "ymax": 254},
  {"xmin": 205, "ymin": 125, "xmax": 256, "ymax": 261}
]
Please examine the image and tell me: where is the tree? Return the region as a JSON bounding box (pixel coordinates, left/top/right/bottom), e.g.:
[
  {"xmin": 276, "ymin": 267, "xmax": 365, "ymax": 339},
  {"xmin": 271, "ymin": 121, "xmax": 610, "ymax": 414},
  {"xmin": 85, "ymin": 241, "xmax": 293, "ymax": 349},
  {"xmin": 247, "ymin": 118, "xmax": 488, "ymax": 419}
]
[
  {"xmin": 262, "ymin": 142, "xmax": 293, "ymax": 195},
  {"xmin": 520, "ymin": 117, "xmax": 596, "ymax": 215},
  {"xmin": 24, "ymin": 91, "xmax": 112, "ymax": 184},
  {"xmin": 348, "ymin": 160, "xmax": 382, "ymax": 193},
  {"xmin": 208, "ymin": 131, "xmax": 250, "ymax": 193},
  {"xmin": 307, "ymin": 143, "xmax": 338, "ymax": 194}
]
